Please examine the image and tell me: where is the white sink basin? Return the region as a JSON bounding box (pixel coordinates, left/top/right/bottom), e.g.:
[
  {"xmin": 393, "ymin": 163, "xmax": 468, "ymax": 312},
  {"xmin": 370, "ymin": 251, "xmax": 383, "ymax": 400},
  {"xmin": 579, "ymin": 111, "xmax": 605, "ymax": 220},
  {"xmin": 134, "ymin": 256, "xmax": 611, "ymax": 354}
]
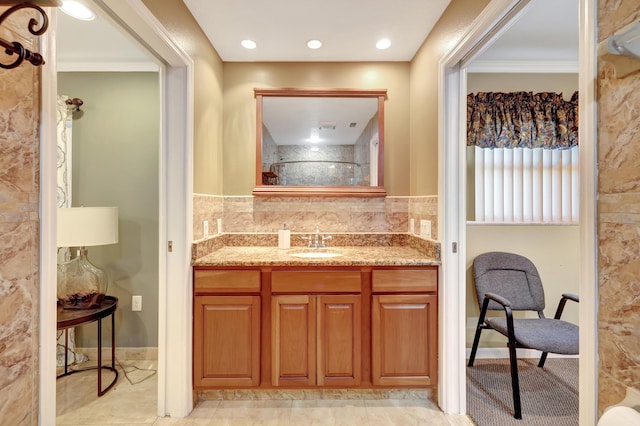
[{"xmin": 289, "ymin": 250, "xmax": 343, "ymax": 259}]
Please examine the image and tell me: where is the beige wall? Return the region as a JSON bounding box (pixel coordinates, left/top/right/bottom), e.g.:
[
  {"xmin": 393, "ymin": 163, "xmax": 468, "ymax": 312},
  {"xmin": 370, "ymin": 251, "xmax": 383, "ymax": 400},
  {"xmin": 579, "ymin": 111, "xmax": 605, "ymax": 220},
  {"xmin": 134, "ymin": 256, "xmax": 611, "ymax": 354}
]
[
  {"xmin": 146, "ymin": 0, "xmax": 491, "ymax": 198},
  {"xmin": 409, "ymin": 0, "xmax": 491, "ymax": 196},
  {"xmin": 467, "ymin": 73, "xmax": 578, "ymax": 94},
  {"xmin": 0, "ymin": 7, "xmax": 40, "ymax": 424},
  {"xmin": 597, "ymin": 1, "xmax": 640, "ymax": 414},
  {"xmin": 143, "ymin": 0, "xmax": 224, "ymax": 195},
  {"xmin": 58, "ymin": 72, "xmax": 160, "ymax": 348},
  {"xmin": 222, "ymin": 62, "xmax": 411, "ymax": 195}
]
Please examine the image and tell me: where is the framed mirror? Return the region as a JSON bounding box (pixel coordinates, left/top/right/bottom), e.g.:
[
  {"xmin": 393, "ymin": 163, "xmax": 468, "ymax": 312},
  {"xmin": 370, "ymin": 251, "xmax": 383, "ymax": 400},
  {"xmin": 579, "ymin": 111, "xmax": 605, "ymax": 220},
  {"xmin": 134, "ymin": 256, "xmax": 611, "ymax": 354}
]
[{"xmin": 253, "ymin": 88, "xmax": 387, "ymax": 197}]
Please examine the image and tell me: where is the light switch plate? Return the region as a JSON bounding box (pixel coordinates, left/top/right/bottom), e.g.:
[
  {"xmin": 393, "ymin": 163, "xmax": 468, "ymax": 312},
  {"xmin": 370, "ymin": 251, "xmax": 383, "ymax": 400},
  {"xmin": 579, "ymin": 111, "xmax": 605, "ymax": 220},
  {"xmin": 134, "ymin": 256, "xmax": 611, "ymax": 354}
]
[
  {"xmin": 420, "ymin": 220, "xmax": 432, "ymax": 239},
  {"xmin": 409, "ymin": 218, "xmax": 415, "ymax": 234},
  {"xmin": 203, "ymin": 220, "xmax": 209, "ymax": 237}
]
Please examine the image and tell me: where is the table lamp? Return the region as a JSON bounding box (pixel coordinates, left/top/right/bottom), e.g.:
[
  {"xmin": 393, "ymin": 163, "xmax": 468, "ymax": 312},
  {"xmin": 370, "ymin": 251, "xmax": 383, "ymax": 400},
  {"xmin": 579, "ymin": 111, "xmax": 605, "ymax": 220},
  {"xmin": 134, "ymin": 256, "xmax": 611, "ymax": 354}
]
[{"xmin": 57, "ymin": 207, "xmax": 118, "ymax": 309}]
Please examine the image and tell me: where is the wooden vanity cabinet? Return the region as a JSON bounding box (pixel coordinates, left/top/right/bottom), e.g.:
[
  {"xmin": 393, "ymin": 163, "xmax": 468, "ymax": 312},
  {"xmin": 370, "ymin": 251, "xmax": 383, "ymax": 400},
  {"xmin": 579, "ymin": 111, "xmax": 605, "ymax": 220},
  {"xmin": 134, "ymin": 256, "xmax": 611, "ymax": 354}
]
[
  {"xmin": 193, "ymin": 269, "xmax": 261, "ymax": 388},
  {"xmin": 371, "ymin": 268, "xmax": 438, "ymax": 386},
  {"xmin": 193, "ymin": 265, "xmax": 438, "ymax": 390},
  {"xmin": 271, "ymin": 271, "xmax": 362, "ymax": 387}
]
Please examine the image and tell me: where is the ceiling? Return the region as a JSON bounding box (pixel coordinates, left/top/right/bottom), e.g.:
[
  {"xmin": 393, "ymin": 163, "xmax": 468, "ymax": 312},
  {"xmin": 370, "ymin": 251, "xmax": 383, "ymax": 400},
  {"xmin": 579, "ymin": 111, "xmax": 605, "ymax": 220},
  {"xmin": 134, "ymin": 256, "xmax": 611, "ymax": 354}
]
[
  {"xmin": 56, "ymin": 0, "xmax": 578, "ymax": 69},
  {"xmin": 472, "ymin": 0, "xmax": 578, "ymax": 68},
  {"xmin": 181, "ymin": 0, "xmax": 451, "ymax": 62}
]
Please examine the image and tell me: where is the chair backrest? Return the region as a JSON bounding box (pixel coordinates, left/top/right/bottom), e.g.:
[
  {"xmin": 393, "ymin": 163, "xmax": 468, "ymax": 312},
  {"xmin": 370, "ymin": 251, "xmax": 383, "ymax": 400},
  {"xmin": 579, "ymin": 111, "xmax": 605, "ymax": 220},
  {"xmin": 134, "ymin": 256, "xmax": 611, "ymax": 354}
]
[{"xmin": 473, "ymin": 251, "xmax": 546, "ymax": 312}]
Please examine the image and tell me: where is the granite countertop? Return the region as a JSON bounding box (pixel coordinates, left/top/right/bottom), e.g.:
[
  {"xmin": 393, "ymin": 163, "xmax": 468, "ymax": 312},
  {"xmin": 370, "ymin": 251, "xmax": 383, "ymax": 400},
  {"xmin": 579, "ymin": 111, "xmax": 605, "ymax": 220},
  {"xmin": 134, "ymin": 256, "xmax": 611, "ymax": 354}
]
[
  {"xmin": 194, "ymin": 246, "xmax": 438, "ymax": 267},
  {"xmin": 193, "ymin": 234, "xmax": 440, "ymax": 267}
]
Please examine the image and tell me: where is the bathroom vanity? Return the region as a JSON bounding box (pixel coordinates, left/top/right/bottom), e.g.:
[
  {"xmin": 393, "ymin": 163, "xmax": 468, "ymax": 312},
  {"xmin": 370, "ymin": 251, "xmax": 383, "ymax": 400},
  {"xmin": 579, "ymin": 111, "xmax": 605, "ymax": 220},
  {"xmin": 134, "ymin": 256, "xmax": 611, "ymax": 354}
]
[{"xmin": 192, "ymin": 238, "xmax": 439, "ymax": 391}]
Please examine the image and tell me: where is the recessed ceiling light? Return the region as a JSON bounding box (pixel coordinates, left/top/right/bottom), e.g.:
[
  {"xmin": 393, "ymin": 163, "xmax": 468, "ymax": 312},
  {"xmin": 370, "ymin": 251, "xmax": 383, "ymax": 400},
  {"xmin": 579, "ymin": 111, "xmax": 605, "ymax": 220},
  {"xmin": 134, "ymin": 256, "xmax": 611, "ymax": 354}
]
[
  {"xmin": 376, "ymin": 38, "xmax": 391, "ymax": 50},
  {"xmin": 241, "ymin": 39, "xmax": 257, "ymax": 49},
  {"xmin": 60, "ymin": 0, "xmax": 95, "ymax": 21},
  {"xmin": 307, "ymin": 39, "xmax": 322, "ymax": 49}
]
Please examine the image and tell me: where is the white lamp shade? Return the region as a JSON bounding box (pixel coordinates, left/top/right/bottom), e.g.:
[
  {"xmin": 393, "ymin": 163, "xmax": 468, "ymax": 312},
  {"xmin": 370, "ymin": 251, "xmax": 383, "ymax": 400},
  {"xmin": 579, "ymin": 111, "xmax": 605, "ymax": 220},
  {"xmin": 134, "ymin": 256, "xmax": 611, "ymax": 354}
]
[{"xmin": 58, "ymin": 207, "xmax": 119, "ymax": 248}]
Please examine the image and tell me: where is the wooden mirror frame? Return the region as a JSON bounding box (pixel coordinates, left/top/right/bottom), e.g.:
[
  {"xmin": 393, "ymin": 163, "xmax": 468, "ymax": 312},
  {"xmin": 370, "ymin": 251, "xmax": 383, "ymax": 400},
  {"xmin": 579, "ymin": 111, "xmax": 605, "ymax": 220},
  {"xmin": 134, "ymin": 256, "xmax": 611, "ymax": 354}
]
[{"xmin": 252, "ymin": 88, "xmax": 387, "ymax": 197}]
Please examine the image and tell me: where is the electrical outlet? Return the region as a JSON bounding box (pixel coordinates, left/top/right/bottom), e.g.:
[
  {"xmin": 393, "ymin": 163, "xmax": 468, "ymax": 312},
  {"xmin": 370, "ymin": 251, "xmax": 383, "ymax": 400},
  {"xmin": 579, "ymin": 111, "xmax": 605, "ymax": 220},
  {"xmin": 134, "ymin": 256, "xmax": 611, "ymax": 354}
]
[
  {"xmin": 132, "ymin": 295, "xmax": 142, "ymax": 311},
  {"xmin": 420, "ymin": 220, "xmax": 432, "ymax": 239},
  {"xmin": 409, "ymin": 218, "xmax": 415, "ymax": 234},
  {"xmin": 203, "ymin": 220, "xmax": 209, "ymax": 237},
  {"xmin": 217, "ymin": 218, "xmax": 222, "ymax": 234}
]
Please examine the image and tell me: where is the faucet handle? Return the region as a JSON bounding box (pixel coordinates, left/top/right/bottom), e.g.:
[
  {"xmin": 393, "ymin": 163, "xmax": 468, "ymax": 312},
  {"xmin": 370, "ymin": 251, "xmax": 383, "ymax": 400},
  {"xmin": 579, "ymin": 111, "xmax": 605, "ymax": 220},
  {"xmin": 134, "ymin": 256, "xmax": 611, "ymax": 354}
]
[
  {"xmin": 301, "ymin": 235, "xmax": 313, "ymax": 247},
  {"xmin": 321, "ymin": 234, "xmax": 332, "ymax": 247}
]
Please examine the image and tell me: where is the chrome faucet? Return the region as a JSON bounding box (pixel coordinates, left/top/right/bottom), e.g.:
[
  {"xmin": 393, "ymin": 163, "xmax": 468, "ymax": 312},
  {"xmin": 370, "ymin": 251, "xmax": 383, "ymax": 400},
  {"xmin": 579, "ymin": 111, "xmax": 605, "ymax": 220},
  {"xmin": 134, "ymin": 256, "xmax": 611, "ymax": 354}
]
[
  {"xmin": 302, "ymin": 225, "xmax": 332, "ymax": 248},
  {"xmin": 314, "ymin": 225, "xmax": 321, "ymax": 247}
]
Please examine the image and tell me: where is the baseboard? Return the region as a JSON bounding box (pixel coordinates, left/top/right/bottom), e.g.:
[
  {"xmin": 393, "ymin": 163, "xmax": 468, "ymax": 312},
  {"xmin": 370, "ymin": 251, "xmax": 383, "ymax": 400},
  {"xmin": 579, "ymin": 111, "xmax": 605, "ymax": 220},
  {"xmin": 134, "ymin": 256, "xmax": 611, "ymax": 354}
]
[
  {"xmin": 197, "ymin": 389, "xmax": 433, "ymax": 402},
  {"xmin": 75, "ymin": 347, "xmax": 158, "ymax": 361},
  {"xmin": 466, "ymin": 347, "xmax": 580, "ymax": 359}
]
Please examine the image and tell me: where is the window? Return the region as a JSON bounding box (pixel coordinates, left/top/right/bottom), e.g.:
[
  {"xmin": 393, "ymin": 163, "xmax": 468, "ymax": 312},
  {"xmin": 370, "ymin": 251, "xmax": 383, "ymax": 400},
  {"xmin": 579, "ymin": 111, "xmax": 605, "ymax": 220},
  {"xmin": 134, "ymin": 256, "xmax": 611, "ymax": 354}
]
[{"xmin": 467, "ymin": 91, "xmax": 579, "ymax": 224}]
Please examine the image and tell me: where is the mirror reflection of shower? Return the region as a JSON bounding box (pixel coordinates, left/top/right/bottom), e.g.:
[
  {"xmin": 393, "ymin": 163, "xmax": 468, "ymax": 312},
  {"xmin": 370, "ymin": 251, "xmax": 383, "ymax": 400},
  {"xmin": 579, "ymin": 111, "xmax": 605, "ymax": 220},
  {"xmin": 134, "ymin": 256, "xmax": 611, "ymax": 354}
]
[
  {"xmin": 260, "ymin": 93, "xmax": 380, "ymax": 187},
  {"xmin": 269, "ymin": 159, "xmax": 364, "ymax": 186}
]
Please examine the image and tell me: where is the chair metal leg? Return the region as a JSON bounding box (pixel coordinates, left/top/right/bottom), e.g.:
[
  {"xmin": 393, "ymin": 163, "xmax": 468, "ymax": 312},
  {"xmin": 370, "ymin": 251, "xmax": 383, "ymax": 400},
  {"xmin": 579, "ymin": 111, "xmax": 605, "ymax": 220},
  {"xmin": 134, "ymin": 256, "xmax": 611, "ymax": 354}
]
[
  {"xmin": 538, "ymin": 352, "xmax": 548, "ymax": 368},
  {"xmin": 469, "ymin": 298, "xmax": 491, "ymax": 367},
  {"xmin": 508, "ymin": 340, "xmax": 522, "ymax": 419},
  {"xmin": 468, "ymin": 323, "xmax": 483, "ymax": 367}
]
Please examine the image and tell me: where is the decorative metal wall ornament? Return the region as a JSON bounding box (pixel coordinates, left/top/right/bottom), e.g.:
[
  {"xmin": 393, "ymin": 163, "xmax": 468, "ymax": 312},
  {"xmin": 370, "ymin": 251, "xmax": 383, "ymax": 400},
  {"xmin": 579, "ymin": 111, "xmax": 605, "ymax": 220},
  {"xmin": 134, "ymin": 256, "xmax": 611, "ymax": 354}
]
[{"xmin": 0, "ymin": 1, "xmax": 61, "ymax": 69}]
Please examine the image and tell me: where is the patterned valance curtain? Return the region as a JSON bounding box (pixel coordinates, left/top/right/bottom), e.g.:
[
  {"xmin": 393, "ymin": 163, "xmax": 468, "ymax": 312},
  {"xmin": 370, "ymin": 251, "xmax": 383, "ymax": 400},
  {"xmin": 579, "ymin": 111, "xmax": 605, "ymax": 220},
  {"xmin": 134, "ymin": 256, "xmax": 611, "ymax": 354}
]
[{"xmin": 467, "ymin": 91, "xmax": 579, "ymax": 149}]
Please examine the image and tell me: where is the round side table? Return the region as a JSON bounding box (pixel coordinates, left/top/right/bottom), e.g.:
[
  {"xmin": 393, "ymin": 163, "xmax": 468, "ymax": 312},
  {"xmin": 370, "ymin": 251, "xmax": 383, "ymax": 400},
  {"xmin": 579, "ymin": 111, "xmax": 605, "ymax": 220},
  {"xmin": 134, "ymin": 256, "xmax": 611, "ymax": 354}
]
[{"xmin": 57, "ymin": 295, "xmax": 118, "ymax": 396}]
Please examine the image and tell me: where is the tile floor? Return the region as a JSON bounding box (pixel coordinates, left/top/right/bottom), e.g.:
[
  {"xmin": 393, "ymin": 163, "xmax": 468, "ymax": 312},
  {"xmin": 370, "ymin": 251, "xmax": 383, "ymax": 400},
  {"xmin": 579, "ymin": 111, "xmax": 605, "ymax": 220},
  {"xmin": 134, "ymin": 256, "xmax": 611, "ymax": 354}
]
[{"xmin": 56, "ymin": 360, "xmax": 474, "ymax": 425}]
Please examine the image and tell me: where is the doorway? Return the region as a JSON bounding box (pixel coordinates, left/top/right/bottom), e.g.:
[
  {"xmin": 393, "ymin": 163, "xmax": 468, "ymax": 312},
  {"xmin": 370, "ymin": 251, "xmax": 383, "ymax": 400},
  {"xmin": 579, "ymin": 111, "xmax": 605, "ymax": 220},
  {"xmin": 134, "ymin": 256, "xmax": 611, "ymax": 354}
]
[
  {"xmin": 438, "ymin": 0, "xmax": 597, "ymax": 424},
  {"xmin": 40, "ymin": 1, "xmax": 194, "ymax": 421}
]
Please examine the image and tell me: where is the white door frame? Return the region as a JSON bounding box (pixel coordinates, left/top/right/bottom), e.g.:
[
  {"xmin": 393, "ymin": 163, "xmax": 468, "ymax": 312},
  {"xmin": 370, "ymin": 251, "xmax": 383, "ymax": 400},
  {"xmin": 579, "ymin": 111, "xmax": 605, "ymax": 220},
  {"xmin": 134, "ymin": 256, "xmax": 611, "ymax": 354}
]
[
  {"xmin": 438, "ymin": 0, "xmax": 598, "ymax": 424},
  {"xmin": 40, "ymin": 1, "xmax": 195, "ymax": 422}
]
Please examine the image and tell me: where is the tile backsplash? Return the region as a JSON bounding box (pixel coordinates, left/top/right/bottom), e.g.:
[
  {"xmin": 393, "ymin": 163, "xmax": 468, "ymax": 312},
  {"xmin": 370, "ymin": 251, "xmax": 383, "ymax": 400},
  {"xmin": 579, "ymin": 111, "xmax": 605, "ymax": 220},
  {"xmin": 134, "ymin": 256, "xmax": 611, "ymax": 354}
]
[{"xmin": 193, "ymin": 194, "xmax": 438, "ymax": 240}]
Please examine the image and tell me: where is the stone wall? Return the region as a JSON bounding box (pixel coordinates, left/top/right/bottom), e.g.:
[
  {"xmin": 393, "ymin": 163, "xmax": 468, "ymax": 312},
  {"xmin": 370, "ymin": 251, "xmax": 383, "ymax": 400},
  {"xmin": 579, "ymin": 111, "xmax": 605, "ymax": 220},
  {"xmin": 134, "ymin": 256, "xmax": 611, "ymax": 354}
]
[
  {"xmin": 597, "ymin": 0, "xmax": 640, "ymax": 413},
  {"xmin": 0, "ymin": 6, "xmax": 41, "ymax": 424}
]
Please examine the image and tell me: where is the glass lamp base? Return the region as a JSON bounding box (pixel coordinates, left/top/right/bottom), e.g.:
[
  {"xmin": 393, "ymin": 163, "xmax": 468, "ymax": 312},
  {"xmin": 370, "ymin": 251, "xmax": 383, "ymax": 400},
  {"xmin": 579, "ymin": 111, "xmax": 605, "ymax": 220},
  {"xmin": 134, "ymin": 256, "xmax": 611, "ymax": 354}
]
[{"xmin": 57, "ymin": 248, "xmax": 108, "ymax": 310}]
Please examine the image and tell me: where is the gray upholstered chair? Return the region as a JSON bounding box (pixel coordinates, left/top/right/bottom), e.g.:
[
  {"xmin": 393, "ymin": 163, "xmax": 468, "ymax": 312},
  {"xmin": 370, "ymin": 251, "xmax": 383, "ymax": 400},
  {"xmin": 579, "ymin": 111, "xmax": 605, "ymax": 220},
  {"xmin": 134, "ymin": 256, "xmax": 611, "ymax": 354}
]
[{"xmin": 468, "ymin": 251, "xmax": 579, "ymax": 419}]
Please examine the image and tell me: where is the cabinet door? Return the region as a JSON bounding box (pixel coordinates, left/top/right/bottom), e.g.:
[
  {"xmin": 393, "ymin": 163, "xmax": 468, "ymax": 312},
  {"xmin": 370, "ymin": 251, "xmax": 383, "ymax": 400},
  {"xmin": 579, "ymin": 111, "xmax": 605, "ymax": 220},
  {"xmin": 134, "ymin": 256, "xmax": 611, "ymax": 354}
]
[
  {"xmin": 272, "ymin": 295, "xmax": 317, "ymax": 386},
  {"xmin": 194, "ymin": 295, "xmax": 261, "ymax": 387},
  {"xmin": 372, "ymin": 294, "xmax": 437, "ymax": 386},
  {"xmin": 317, "ymin": 295, "xmax": 362, "ymax": 386}
]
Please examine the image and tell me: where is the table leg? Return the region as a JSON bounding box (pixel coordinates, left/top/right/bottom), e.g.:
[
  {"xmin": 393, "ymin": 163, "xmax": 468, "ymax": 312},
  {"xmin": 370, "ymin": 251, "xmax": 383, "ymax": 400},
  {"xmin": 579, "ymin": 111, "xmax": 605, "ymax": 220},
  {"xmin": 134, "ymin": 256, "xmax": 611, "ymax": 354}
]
[
  {"xmin": 111, "ymin": 310, "xmax": 116, "ymax": 371},
  {"xmin": 97, "ymin": 317, "xmax": 102, "ymax": 396},
  {"xmin": 97, "ymin": 310, "xmax": 118, "ymax": 396},
  {"xmin": 63, "ymin": 329, "xmax": 69, "ymax": 375}
]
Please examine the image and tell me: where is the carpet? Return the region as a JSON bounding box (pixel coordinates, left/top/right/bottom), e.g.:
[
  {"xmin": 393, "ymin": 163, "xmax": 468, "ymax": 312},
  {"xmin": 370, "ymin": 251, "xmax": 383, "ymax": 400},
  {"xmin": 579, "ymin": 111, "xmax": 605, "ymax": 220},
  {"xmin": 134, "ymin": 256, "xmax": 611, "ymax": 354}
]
[{"xmin": 466, "ymin": 358, "xmax": 579, "ymax": 426}]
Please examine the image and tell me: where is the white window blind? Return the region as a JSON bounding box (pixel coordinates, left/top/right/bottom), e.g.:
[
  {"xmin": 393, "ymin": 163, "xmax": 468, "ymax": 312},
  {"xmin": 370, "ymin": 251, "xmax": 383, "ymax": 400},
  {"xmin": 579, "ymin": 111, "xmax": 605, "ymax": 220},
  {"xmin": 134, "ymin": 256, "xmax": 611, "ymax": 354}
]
[{"xmin": 472, "ymin": 146, "xmax": 579, "ymax": 224}]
